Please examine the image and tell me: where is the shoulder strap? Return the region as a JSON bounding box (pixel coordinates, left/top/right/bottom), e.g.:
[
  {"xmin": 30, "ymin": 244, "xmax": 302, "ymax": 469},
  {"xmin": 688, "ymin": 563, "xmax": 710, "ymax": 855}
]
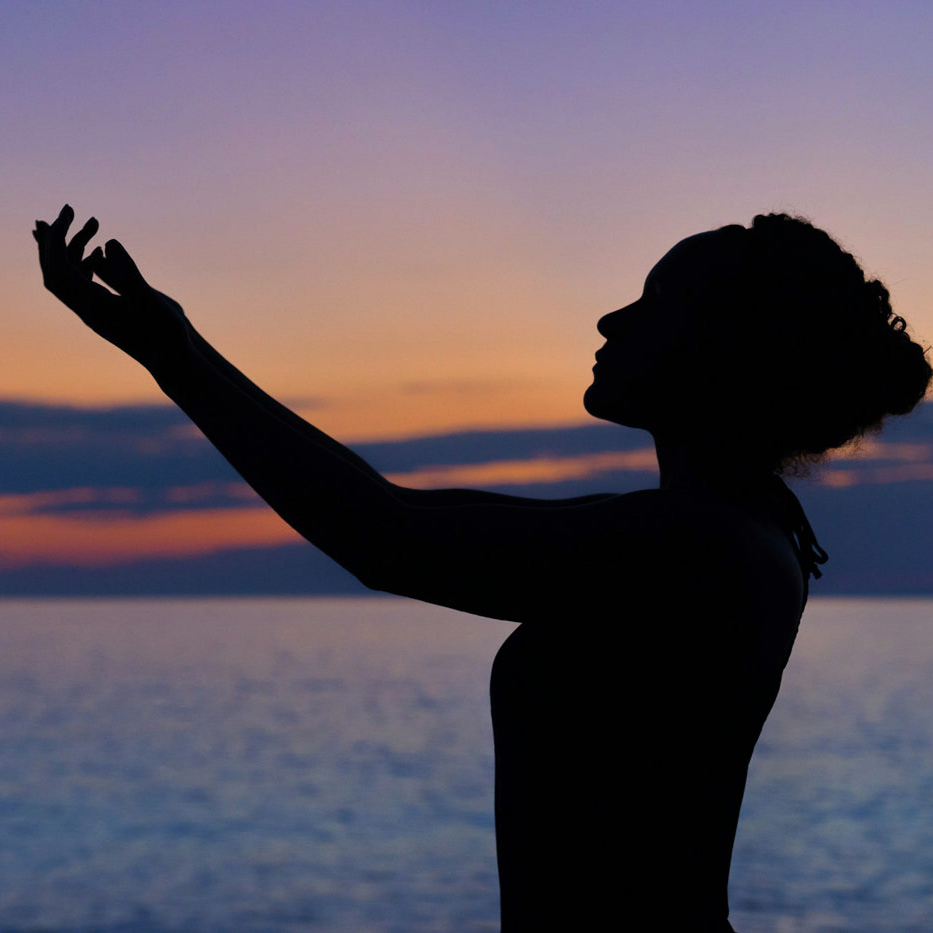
[{"xmin": 766, "ymin": 475, "xmax": 829, "ymax": 582}]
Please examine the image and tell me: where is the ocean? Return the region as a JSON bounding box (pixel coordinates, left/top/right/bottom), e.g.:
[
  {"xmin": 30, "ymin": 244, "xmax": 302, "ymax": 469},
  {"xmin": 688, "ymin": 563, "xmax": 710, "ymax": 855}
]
[{"xmin": 0, "ymin": 596, "xmax": 931, "ymax": 932}]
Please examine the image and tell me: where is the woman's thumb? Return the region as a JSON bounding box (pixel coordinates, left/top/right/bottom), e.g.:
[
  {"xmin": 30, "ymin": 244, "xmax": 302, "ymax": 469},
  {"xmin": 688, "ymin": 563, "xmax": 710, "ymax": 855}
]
[{"xmin": 95, "ymin": 239, "xmax": 149, "ymax": 297}]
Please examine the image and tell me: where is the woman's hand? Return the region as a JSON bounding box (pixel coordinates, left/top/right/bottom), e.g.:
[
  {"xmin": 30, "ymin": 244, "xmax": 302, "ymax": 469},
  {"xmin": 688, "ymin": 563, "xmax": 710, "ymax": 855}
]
[{"xmin": 34, "ymin": 205, "xmax": 191, "ymax": 372}]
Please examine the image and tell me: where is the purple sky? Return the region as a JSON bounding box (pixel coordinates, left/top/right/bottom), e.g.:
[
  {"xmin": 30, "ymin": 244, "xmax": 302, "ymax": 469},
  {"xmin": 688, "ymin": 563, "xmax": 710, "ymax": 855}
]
[{"xmin": 4, "ymin": 1, "xmax": 932, "ymax": 438}]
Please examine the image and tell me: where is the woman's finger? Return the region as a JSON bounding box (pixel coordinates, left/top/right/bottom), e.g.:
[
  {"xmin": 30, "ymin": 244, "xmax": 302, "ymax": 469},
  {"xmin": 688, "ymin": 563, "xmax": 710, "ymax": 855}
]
[
  {"xmin": 95, "ymin": 238, "xmax": 149, "ymax": 297},
  {"xmin": 49, "ymin": 204, "xmax": 74, "ymax": 238},
  {"xmin": 33, "ymin": 220, "xmax": 57, "ymax": 285},
  {"xmin": 43, "ymin": 214, "xmax": 72, "ymax": 288},
  {"xmin": 67, "ymin": 216, "xmax": 99, "ymax": 264},
  {"xmin": 33, "ymin": 221, "xmax": 49, "ymax": 283},
  {"xmin": 80, "ymin": 245, "xmax": 104, "ymax": 280}
]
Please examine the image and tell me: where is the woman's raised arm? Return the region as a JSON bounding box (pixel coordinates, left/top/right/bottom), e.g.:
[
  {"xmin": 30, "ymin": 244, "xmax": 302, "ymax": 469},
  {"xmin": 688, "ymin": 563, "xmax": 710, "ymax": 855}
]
[{"xmin": 34, "ymin": 207, "xmax": 625, "ymax": 621}]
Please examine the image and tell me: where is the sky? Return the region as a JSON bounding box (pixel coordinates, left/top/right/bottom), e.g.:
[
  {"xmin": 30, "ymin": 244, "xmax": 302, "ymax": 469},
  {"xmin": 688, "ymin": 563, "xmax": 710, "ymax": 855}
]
[{"xmin": 3, "ymin": 1, "xmax": 933, "ymax": 580}]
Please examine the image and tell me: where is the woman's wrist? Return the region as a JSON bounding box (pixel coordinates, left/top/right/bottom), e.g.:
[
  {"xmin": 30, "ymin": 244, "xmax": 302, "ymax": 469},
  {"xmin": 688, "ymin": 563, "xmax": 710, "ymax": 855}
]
[{"xmin": 147, "ymin": 321, "xmax": 199, "ymax": 396}]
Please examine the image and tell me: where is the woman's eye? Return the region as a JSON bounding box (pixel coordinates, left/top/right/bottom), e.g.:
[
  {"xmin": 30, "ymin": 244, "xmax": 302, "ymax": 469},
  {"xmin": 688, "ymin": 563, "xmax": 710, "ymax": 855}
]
[{"xmin": 644, "ymin": 280, "xmax": 662, "ymax": 301}]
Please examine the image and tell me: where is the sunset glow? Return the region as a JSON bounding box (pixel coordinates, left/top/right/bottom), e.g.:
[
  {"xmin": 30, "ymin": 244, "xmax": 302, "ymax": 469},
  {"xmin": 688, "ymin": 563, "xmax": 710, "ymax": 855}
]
[
  {"xmin": 4, "ymin": 3, "xmax": 933, "ymax": 581},
  {"xmin": 0, "ymin": 507, "xmax": 300, "ymax": 569}
]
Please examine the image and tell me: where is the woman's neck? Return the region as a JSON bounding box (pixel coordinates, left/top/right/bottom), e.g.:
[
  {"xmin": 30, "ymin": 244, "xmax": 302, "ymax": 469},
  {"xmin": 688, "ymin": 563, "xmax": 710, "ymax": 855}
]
[{"xmin": 652, "ymin": 434, "xmax": 772, "ymax": 491}]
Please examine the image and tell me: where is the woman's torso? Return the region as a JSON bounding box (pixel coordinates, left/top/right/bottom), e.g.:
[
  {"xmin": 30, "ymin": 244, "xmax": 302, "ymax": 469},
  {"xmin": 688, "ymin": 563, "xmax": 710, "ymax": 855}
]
[{"xmin": 490, "ymin": 482, "xmax": 810, "ymax": 931}]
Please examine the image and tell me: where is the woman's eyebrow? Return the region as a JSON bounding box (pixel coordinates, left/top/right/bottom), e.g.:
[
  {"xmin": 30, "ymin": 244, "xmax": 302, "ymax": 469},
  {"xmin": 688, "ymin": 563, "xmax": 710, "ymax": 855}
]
[{"xmin": 643, "ymin": 273, "xmax": 662, "ymax": 296}]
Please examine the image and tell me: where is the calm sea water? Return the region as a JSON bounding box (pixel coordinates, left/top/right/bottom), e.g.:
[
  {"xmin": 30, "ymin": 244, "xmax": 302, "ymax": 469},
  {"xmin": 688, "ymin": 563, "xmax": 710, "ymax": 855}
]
[{"xmin": 0, "ymin": 597, "xmax": 931, "ymax": 932}]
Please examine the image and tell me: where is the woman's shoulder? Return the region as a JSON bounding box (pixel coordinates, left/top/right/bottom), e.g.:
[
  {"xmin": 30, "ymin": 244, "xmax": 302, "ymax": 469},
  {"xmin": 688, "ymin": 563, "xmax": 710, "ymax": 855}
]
[
  {"xmin": 587, "ymin": 485, "xmax": 806, "ymax": 610},
  {"xmin": 589, "ymin": 484, "xmax": 793, "ymax": 542}
]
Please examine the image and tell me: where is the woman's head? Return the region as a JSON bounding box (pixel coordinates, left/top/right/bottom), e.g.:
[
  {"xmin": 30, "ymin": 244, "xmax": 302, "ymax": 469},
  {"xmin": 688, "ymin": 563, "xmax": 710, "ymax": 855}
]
[{"xmin": 585, "ymin": 213, "xmax": 932, "ymax": 473}]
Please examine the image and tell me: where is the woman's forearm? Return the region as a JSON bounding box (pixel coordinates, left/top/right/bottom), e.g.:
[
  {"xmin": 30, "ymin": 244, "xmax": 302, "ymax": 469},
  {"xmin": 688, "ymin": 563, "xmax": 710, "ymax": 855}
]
[
  {"xmin": 180, "ymin": 324, "xmax": 391, "ymax": 483},
  {"xmin": 148, "ymin": 333, "xmax": 403, "ymax": 586}
]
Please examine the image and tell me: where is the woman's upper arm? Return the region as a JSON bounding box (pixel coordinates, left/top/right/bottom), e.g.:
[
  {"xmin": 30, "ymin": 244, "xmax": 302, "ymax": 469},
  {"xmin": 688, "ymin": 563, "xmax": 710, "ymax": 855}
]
[{"xmin": 351, "ymin": 486, "xmax": 635, "ymax": 620}]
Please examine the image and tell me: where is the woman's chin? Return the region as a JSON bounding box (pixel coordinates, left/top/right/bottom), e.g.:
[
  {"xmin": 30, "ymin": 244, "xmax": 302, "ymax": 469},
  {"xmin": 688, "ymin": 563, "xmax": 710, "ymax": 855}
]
[
  {"xmin": 584, "ymin": 384, "xmax": 622, "ymax": 423},
  {"xmin": 583, "ymin": 383, "xmax": 603, "ymax": 417},
  {"xmin": 584, "ymin": 385, "xmax": 651, "ymax": 431}
]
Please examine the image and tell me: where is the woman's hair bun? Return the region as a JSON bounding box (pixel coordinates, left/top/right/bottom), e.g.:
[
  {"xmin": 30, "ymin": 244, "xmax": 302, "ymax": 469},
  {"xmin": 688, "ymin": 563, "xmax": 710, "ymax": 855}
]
[{"xmin": 697, "ymin": 213, "xmax": 932, "ymax": 473}]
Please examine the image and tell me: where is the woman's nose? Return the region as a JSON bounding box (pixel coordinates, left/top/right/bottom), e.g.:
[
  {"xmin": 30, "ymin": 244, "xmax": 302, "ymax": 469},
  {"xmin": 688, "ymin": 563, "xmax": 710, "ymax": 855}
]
[
  {"xmin": 597, "ymin": 305, "xmax": 633, "ymax": 339},
  {"xmin": 596, "ymin": 310, "xmax": 618, "ymax": 339}
]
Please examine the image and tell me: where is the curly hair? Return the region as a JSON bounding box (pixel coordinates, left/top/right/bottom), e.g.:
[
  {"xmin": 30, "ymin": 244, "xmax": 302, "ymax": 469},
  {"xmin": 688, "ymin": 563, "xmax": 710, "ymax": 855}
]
[{"xmin": 686, "ymin": 213, "xmax": 932, "ymax": 473}]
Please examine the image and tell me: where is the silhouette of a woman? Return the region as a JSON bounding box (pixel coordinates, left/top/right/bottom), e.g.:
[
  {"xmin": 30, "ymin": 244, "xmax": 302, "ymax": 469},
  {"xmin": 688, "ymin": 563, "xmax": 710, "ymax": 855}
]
[{"xmin": 35, "ymin": 206, "xmax": 931, "ymax": 931}]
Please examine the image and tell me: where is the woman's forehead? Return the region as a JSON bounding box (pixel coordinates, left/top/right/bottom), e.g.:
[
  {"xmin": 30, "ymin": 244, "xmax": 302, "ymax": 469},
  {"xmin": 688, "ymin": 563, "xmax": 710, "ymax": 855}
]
[{"xmin": 648, "ymin": 226, "xmax": 748, "ymax": 287}]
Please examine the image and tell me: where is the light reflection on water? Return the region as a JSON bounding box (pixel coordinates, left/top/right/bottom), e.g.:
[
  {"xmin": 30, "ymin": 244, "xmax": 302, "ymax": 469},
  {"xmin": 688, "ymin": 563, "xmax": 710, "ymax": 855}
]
[
  {"xmin": 732, "ymin": 598, "xmax": 933, "ymax": 932},
  {"xmin": 0, "ymin": 597, "xmax": 931, "ymax": 932}
]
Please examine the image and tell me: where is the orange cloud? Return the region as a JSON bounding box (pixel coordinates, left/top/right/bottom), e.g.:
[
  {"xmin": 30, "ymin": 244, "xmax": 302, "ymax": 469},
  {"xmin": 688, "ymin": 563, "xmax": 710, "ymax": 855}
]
[
  {"xmin": 834, "ymin": 439, "xmax": 933, "ymax": 463},
  {"xmin": 387, "ymin": 449, "xmax": 657, "ymax": 488},
  {"xmin": 820, "ymin": 463, "xmax": 933, "ymax": 488},
  {"xmin": 0, "ymin": 506, "xmax": 300, "ymax": 569}
]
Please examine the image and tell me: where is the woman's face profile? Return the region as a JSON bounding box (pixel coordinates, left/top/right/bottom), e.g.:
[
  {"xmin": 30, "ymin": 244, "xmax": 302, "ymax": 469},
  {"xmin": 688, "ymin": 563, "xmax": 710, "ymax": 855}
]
[{"xmin": 583, "ymin": 226, "xmax": 746, "ymax": 433}]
